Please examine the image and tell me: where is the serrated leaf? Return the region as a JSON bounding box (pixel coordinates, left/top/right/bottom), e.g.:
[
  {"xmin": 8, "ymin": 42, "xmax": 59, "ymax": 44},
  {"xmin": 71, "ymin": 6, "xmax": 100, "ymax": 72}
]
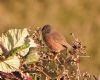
[
  {"xmin": 0, "ymin": 56, "xmax": 20, "ymax": 72},
  {"xmin": 8, "ymin": 42, "xmax": 30, "ymax": 57},
  {"xmin": 0, "ymin": 28, "xmax": 37, "ymax": 72},
  {"xmin": 0, "ymin": 28, "xmax": 37, "ymax": 56},
  {"xmin": 0, "ymin": 28, "xmax": 28, "ymax": 51},
  {"xmin": 24, "ymin": 48, "xmax": 40, "ymax": 64}
]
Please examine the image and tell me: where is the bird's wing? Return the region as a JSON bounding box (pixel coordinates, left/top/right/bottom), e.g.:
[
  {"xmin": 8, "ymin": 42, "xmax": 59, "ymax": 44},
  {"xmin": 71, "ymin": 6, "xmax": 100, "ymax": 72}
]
[
  {"xmin": 51, "ymin": 32, "xmax": 72, "ymax": 49},
  {"xmin": 51, "ymin": 32, "xmax": 67, "ymax": 46}
]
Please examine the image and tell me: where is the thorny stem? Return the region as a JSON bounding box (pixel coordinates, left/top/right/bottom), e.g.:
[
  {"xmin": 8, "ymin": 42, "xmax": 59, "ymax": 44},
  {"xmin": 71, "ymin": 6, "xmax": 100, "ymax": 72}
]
[
  {"xmin": 70, "ymin": 33, "xmax": 78, "ymax": 42},
  {"xmin": 35, "ymin": 66, "xmax": 51, "ymax": 79},
  {"xmin": 77, "ymin": 63, "xmax": 80, "ymax": 80},
  {"xmin": 76, "ymin": 55, "xmax": 80, "ymax": 80},
  {"xmin": 23, "ymin": 64, "xmax": 51, "ymax": 79}
]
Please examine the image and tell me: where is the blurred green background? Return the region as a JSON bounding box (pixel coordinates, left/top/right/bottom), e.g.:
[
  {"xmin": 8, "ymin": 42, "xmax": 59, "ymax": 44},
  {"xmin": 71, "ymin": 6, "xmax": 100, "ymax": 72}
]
[{"xmin": 0, "ymin": 0, "xmax": 100, "ymax": 76}]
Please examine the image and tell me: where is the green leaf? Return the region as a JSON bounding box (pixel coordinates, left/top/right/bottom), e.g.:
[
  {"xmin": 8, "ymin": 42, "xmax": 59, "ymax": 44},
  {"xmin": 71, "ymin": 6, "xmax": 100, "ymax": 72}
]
[
  {"xmin": 30, "ymin": 73, "xmax": 38, "ymax": 80},
  {"xmin": 0, "ymin": 56, "xmax": 20, "ymax": 72},
  {"xmin": 0, "ymin": 28, "xmax": 37, "ymax": 72},
  {"xmin": 0, "ymin": 28, "xmax": 37, "ymax": 56},
  {"xmin": 8, "ymin": 42, "xmax": 30, "ymax": 57},
  {"xmin": 24, "ymin": 48, "xmax": 40, "ymax": 64}
]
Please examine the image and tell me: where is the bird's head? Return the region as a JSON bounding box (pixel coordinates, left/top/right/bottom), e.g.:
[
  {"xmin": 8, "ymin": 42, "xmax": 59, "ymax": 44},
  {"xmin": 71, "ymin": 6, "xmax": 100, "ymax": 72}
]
[{"xmin": 42, "ymin": 24, "xmax": 52, "ymax": 35}]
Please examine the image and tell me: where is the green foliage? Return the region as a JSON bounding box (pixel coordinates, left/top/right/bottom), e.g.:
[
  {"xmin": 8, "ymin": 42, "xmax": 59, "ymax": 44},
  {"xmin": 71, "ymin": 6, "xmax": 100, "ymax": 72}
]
[
  {"xmin": 24, "ymin": 47, "xmax": 40, "ymax": 64},
  {"xmin": 0, "ymin": 27, "xmax": 97, "ymax": 80},
  {"xmin": 0, "ymin": 28, "xmax": 38, "ymax": 73},
  {"xmin": 8, "ymin": 42, "xmax": 29, "ymax": 57}
]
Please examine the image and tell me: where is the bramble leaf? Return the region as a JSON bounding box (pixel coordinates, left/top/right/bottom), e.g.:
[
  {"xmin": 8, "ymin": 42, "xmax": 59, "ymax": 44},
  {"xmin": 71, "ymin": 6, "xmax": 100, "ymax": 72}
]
[
  {"xmin": 0, "ymin": 56, "xmax": 20, "ymax": 72},
  {"xmin": 24, "ymin": 48, "xmax": 40, "ymax": 64},
  {"xmin": 0, "ymin": 28, "xmax": 37, "ymax": 72}
]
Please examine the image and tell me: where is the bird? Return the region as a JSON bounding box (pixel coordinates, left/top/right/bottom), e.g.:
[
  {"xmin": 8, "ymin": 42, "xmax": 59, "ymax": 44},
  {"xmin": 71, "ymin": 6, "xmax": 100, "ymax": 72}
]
[{"xmin": 41, "ymin": 24, "xmax": 72, "ymax": 59}]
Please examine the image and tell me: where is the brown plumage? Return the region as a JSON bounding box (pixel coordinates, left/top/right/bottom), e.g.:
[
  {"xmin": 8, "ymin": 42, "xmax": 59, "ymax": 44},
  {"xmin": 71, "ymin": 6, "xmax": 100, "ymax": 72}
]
[{"xmin": 42, "ymin": 25, "xmax": 71, "ymax": 57}]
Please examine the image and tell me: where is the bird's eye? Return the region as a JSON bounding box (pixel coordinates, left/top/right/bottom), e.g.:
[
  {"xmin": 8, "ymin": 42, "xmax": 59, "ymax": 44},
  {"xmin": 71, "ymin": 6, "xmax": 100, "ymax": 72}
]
[
  {"xmin": 46, "ymin": 29, "xmax": 50, "ymax": 33},
  {"xmin": 42, "ymin": 25, "xmax": 51, "ymax": 34}
]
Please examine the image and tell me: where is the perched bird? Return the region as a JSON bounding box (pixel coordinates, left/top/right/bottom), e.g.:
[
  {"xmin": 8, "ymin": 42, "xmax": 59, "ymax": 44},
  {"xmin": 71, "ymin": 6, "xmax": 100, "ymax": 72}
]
[{"xmin": 41, "ymin": 24, "xmax": 72, "ymax": 58}]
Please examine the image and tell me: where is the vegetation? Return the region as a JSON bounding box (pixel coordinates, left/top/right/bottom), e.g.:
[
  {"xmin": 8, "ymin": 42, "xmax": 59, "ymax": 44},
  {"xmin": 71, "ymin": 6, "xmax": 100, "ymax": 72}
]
[
  {"xmin": 0, "ymin": 28, "xmax": 98, "ymax": 80},
  {"xmin": 0, "ymin": 0, "xmax": 100, "ymax": 79}
]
